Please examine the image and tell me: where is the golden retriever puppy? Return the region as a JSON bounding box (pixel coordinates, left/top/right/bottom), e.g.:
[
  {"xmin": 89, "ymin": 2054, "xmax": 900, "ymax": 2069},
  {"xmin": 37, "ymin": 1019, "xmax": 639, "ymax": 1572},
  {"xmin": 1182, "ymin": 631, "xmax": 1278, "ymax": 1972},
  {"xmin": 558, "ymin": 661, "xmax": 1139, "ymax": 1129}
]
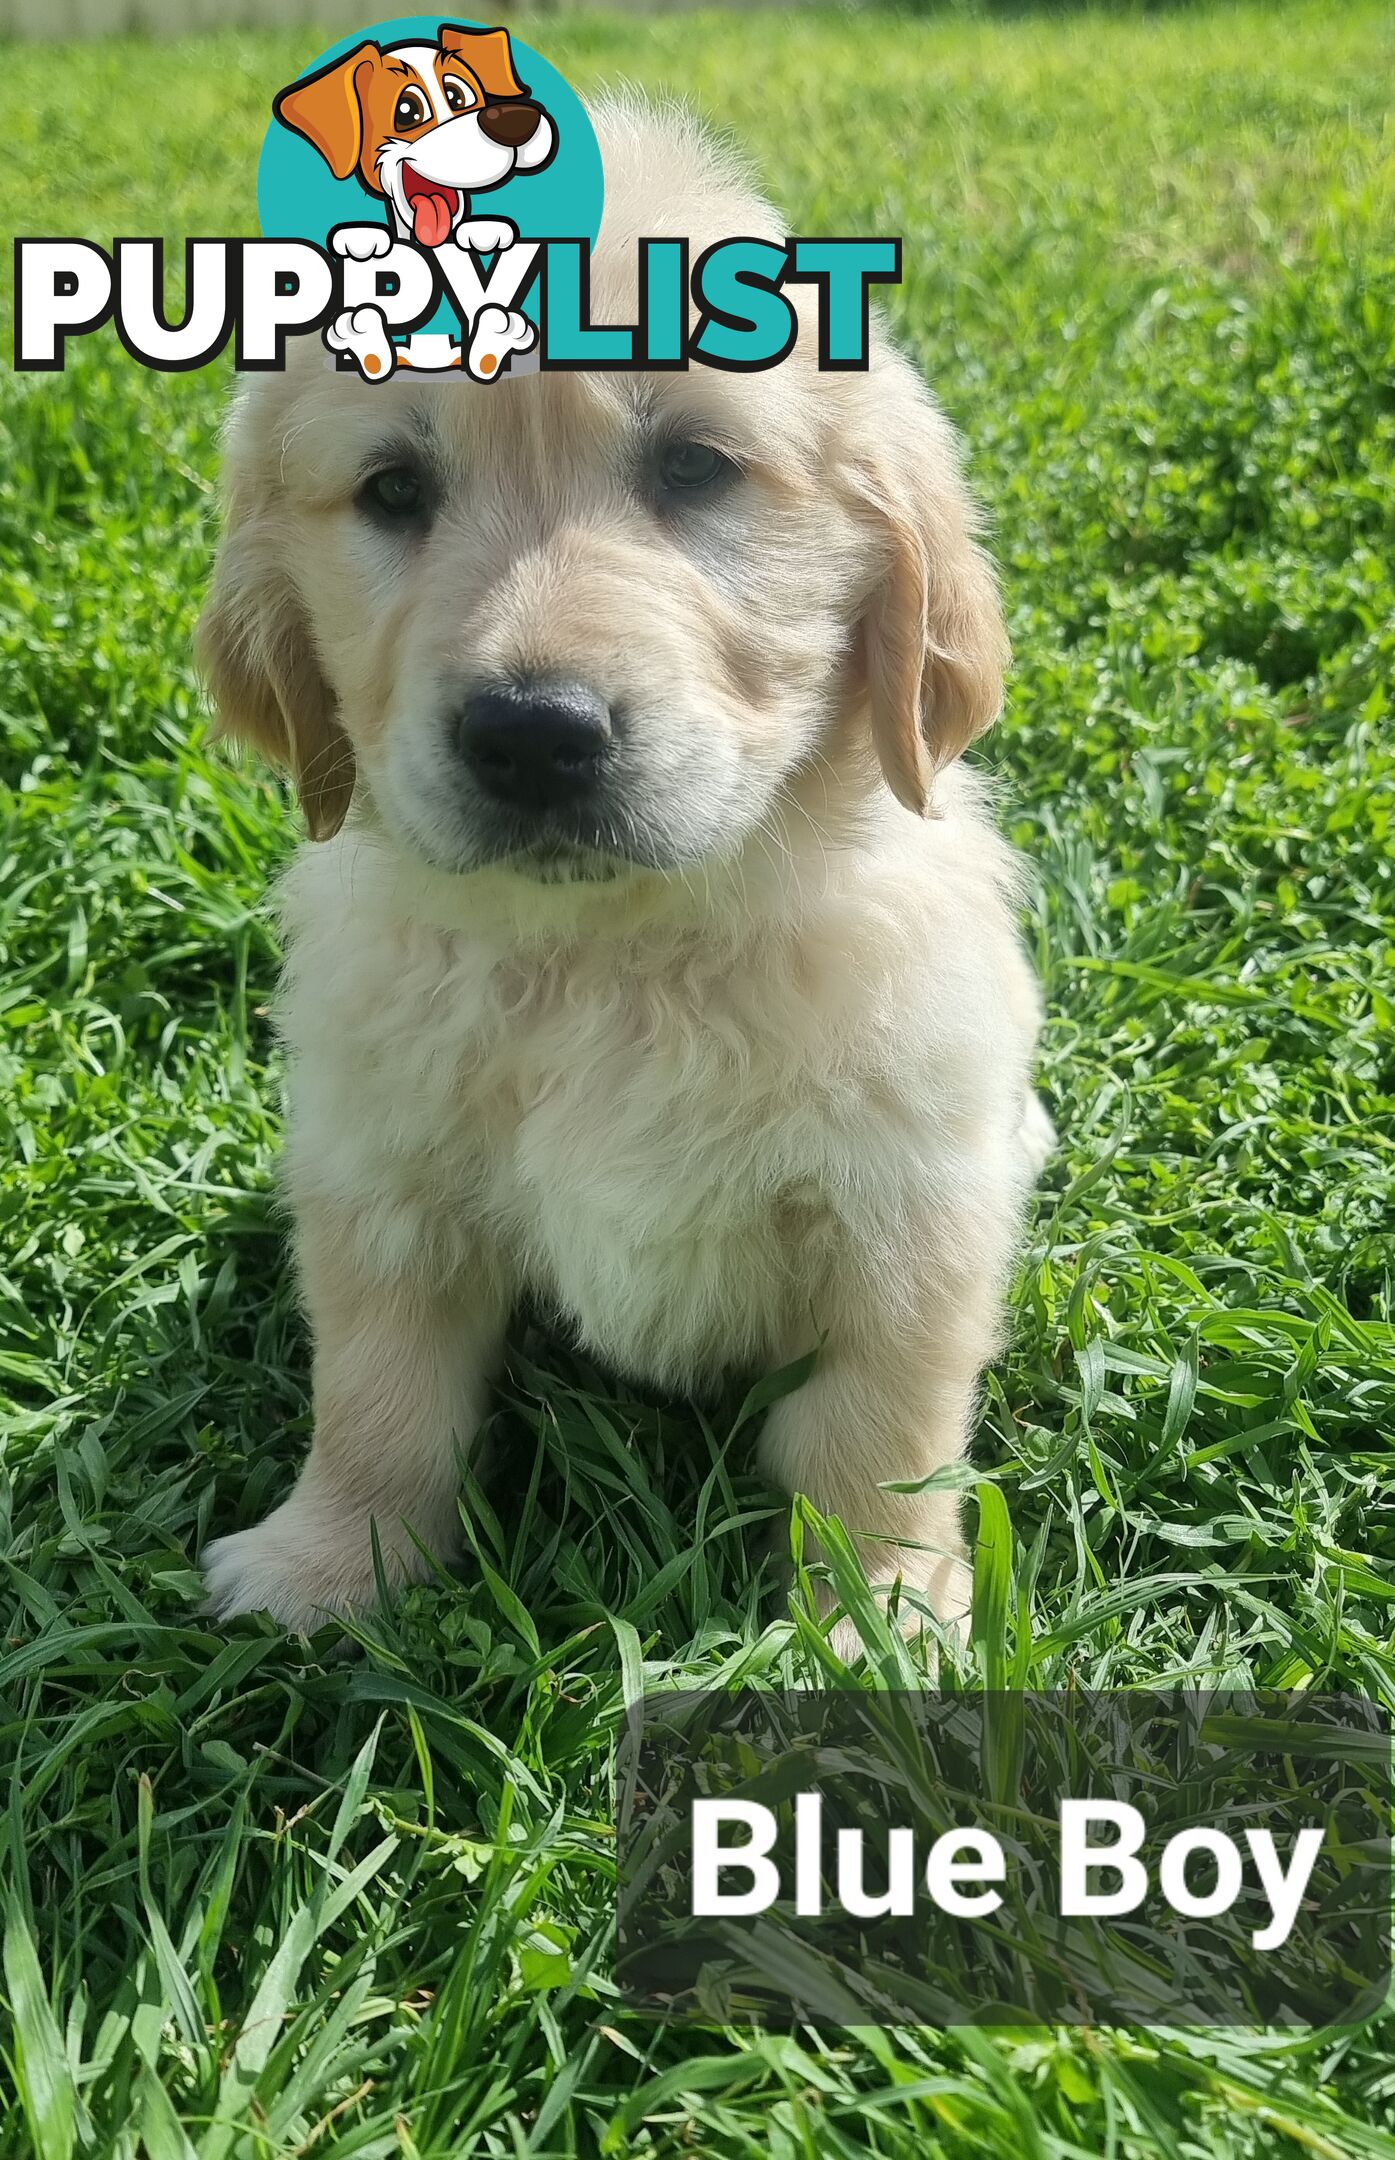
[{"xmin": 196, "ymin": 98, "xmax": 1053, "ymax": 1649}]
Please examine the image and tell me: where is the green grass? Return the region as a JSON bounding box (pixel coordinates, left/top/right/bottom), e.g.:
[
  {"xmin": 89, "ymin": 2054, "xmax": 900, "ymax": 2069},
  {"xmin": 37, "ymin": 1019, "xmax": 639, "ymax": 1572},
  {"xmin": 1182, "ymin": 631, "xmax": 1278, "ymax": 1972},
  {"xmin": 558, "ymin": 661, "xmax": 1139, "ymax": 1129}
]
[{"xmin": 2, "ymin": 2, "xmax": 1394, "ymax": 2151}]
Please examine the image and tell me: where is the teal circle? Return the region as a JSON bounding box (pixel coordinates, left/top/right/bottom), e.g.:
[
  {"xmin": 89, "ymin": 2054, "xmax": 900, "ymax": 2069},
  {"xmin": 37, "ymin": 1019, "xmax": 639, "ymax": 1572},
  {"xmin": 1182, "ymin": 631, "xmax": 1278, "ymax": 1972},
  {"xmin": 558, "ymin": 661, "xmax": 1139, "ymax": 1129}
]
[{"xmin": 256, "ymin": 16, "xmax": 602, "ymax": 338}]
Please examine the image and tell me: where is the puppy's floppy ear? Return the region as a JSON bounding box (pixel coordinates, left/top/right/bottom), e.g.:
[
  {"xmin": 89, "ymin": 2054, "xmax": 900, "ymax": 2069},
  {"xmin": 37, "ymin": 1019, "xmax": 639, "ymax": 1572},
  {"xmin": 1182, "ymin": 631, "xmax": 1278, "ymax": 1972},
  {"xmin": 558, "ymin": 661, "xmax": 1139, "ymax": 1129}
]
[
  {"xmin": 439, "ymin": 24, "xmax": 526, "ymax": 99},
  {"xmin": 846, "ymin": 360, "xmax": 1009, "ymax": 815},
  {"xmin": 273, "ymin": 42, "xmax": 381, "ymax": 182},
  {"xmin": 196, "ymin": 509, "xmax": 355, "ymax": 845}
]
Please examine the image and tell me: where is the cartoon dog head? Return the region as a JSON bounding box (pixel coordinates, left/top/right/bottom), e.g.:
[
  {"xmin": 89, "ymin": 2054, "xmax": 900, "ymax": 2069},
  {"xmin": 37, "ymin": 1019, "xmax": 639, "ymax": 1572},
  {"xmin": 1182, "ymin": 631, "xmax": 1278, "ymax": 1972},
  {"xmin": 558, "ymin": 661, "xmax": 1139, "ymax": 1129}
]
[{"xmin": 274, "ymin": 23, "xmax": 556, "ymax": 248}]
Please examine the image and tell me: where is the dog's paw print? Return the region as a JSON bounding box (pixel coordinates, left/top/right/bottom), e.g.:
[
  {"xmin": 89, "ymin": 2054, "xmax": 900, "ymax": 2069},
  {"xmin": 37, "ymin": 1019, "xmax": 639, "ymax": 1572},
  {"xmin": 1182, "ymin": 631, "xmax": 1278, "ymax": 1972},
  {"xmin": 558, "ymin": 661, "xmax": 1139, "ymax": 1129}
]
[
  {"xmin": 466, "ymin": 304, "xmax": 536, "ymax": 382},
  {"xmin": 330, "ymin": 223, "xmax": 394, "ymax": 262},
  {"xmin": 455, "ymin": 217, "xmax": 519, "ymax": 256},
  {"xmin": 325, "ymin": 304, "xmax": 397, "ymax": 382}
]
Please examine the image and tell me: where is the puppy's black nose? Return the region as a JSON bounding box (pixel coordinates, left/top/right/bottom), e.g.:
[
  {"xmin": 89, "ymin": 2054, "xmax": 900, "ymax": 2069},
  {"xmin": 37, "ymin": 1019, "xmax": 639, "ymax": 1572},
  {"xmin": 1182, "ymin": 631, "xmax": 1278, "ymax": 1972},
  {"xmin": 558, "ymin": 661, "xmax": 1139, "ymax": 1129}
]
[
  {"xmin": 458, "ymin": 678, "xmax": 613, "ymax": 812},
  {"xmin": 478, "ymin": 100, "xmax": 541, "ymax": 148}
]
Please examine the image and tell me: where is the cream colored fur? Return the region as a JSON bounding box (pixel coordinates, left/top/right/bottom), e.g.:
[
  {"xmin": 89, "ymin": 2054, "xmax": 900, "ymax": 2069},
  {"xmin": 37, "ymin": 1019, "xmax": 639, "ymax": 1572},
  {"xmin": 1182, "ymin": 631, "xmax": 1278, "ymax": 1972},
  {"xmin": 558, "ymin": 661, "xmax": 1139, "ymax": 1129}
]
[{"xmin": 197, "ymin": 98, "xmax": 1053, "ymax": 1653}]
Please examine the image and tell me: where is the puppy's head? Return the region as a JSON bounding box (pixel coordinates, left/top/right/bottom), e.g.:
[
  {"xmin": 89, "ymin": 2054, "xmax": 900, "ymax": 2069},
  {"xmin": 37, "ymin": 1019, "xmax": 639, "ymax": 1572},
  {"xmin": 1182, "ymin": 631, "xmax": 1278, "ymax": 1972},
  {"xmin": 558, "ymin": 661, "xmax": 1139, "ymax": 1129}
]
[
  {"xmin": 199, "ymin": 99, "xmax": 1006, "ymax": 876},
  {"xmin": 274, "ymin": 25, "xmax": 555, "ymax": 244}
]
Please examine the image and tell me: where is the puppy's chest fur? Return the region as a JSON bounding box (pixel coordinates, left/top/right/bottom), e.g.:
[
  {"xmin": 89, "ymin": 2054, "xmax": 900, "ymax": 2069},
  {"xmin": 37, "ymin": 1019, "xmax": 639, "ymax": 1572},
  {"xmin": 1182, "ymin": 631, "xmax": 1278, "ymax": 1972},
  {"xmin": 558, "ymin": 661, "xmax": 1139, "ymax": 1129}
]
[{"xmin": 281, "ymin": 890, "xmax": 920, "ymax": 1389}]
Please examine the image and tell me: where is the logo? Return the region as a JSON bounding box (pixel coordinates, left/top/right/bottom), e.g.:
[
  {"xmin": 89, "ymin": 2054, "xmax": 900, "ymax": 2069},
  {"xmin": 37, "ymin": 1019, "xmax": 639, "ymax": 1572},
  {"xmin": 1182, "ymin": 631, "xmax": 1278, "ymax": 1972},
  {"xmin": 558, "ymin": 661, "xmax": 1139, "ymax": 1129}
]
[
  {"xmin": 13, "ymin": 17, "xmax": 900, "ymax": 382},
  {"xmin": 260, "ymin": 18, "xmax": 595, "ymax": 382}
]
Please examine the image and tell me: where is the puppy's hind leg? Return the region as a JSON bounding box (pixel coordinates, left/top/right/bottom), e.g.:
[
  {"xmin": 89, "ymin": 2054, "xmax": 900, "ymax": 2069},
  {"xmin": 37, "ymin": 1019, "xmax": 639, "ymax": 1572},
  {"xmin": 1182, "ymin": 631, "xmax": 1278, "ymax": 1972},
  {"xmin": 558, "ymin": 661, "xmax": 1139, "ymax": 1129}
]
[
  {"xmin": 1019, "ymin": 1090, "xmax": 1056, "ymax": 1181},
  {"xmin": 202, "ymin": 1205, "xmax": 510, "ymax": 1631},
  {"xmin": 324, "ymin": 304, "xmax": 397, "ymax": 383}
]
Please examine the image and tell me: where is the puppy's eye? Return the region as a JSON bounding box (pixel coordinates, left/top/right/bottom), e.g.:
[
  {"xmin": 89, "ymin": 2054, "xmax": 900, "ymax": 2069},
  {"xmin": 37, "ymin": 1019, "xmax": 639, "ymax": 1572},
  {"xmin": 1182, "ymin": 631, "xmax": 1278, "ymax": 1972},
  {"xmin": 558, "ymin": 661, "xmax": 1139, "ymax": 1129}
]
[
  {"xmin": 357, "ymin": 464, "xmax": 427, "ymax": 524},
  {"xmin": 658, "ymin": 441, "xmax": 733, "ymax": 493},
  {"xmin": 443, "ymin": 78, "xmax": 474, "ymax": 114},
  {"xmin": 393, "ymin": 90, "xmax": 428, "ymax": 130}
]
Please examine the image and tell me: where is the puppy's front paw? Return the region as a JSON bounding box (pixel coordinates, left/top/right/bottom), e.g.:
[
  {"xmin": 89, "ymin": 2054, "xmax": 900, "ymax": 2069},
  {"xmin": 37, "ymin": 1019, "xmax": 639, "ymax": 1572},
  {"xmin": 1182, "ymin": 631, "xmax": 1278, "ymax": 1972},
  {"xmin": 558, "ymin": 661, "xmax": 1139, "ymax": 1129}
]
[
  {"xmin": 330, "ymin": 224, "xmax": 393, "ymax": 261},
  {"xmin": 824, "ymin": 1546, "xmax": 972, "ymax": 1668},
  {"xmin": 202, "ymin": 1495, "xmax": 397, "ymax": 1632},
  {"xmin": 455, "ymin": 217, "xmax": 517, "ymax": 255}
]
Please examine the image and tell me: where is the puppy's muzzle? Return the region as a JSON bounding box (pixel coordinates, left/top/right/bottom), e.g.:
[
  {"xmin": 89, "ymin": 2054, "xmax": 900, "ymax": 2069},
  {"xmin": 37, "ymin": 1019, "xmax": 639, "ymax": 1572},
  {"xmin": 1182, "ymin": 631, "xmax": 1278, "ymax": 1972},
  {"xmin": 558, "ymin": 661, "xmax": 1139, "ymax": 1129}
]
[
  {"xmin": 458, "ymin": 677, "xmax": 615, "ymax": 814},
  {"xmin": 478, "ymin": 101, "xmax": 544, "ymax": 149}
]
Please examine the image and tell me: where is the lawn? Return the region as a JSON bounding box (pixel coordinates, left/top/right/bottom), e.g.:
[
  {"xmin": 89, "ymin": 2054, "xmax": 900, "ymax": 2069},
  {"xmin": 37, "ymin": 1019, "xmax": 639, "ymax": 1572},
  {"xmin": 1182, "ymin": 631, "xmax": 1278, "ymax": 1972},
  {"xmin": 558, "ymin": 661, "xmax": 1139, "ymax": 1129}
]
[{"xmin": 2, "ymin": 1, "xmax": 1394, "ymax": 2152}]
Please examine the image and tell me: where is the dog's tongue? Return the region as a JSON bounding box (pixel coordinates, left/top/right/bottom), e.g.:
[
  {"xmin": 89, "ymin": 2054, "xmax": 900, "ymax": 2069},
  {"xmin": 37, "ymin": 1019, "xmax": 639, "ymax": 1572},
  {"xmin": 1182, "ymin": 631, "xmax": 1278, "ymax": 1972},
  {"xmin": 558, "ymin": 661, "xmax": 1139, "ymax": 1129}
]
[{"xmin": 412, "ymin": 190, "xmax": 454, "ymax": 248}]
